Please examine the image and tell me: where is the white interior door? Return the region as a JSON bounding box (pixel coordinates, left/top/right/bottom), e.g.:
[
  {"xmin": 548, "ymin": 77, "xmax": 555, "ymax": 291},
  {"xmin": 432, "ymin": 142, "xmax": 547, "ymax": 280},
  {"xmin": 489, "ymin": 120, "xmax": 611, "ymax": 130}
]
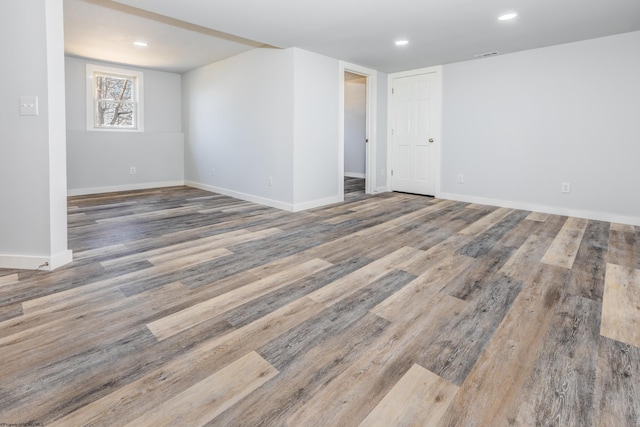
[{"xmin": 390, "ymin": 71, "xmax": 439, "ymax": 196}]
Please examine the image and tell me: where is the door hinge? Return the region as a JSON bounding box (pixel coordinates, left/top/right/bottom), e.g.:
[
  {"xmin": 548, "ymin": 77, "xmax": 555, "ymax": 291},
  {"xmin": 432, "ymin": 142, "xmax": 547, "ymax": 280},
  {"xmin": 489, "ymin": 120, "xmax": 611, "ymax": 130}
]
[
  {"xmin": 392, "ymin": 88, "xmax": 394, "ymax": 95},
  {"xmin": 391, "ymin": 129, "xmax": 394, "ymax": 135},
  {"xmin": 391, "ymin": 169, "xmax": 394, "ymax": 176}
]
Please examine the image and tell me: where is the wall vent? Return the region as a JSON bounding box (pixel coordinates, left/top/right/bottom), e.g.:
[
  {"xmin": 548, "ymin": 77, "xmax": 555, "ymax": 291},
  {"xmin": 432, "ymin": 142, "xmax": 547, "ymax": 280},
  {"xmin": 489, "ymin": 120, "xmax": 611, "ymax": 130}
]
[{"xmin": 473, "ymin": 51, "xmax": 499, "ymax": 58}]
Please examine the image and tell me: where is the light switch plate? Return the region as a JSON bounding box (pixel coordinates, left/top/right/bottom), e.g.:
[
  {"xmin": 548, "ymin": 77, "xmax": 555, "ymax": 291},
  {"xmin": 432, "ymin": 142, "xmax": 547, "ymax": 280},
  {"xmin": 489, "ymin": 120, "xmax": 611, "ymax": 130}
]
[{"xmin": 19, "ymin": 96, "xmax": 38, "ymax": 116}]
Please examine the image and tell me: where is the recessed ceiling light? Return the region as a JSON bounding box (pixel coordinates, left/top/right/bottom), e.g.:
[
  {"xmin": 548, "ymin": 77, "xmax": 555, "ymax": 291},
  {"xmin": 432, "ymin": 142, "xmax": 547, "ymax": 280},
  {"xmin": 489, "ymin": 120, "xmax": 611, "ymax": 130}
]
[
  {"xmin": 133, "ymin": 41, "xmax": 148, "ymax": 47},
  {"xmin": 498, "ymin": 13, "xmax": 518, "ymax": 21},
  {"xmin": 395, "ymin": 40, "xmax": 409, "ymax": 46}
]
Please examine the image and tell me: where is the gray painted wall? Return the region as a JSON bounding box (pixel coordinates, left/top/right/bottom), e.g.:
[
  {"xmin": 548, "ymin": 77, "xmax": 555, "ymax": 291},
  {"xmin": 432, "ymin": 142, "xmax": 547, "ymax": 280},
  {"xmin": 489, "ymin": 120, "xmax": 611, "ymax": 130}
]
[
  {"xmin": 0, "ymin": 0, "xmax": 70, "ymax": 269},
  {"xmin": 182, "ymin": 48, "xmax": 295, "ymax": 207},
  {"xmin": 441, "ymin": 30, "xmax": 640, "ymax": 223},
  {"xmin": 65, "ymin": 57, "xmax": 184, "ymax": 194},
  {"xmin": 292, "ymin": 48, "xmax": 340, "ymax": 207},
  {"xmin": 182, "ymin": 47, "xmax": 341, "ymax": 211}
]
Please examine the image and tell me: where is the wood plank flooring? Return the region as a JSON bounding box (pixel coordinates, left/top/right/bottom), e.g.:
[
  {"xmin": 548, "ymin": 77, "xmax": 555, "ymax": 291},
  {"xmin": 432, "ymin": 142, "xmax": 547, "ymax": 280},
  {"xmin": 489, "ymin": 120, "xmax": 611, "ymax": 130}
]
[
  {"xmin": 1, "ymin": 185, "xmax": 639, "ymax": 426},
  {"xmin": 344, "ymin": 176, "xmax": 365, "ymax": 201}
]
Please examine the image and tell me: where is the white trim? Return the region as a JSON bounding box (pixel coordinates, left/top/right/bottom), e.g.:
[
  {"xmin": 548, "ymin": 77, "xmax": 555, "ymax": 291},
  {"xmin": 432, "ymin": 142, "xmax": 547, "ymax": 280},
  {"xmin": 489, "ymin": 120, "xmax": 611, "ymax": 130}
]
[
  {"xmin": 185, "ymin": 181, "xmax": 294, "ymax": 212},
  {"xmin": 68, "ymin": 181, "xmax": 184, "ymax": 196},
  {"xmin": 439, "ymin": 192, "xmax": 640, "ymax": 227},
  {"xmin": 49, "ymin": 250, "xmax": 74, "ymax": 270},
  {"xmin": 292, "ymin": 195, "xmax": 343, "ymax": 212},
  {"xmin": 375, "ymin": 186, "xmax": 390, "ymax": 193},
  {"xmin": 0, "ymin": 249, "xmax": 72, "ymax": 271},
  {"xmin": 339, "ymin": 61, "xmax": 378, "ymax": 197},
  {"xmin": 86, "ymin": 63, "xmax": 145, "ymax": 132},
  {"xmin": 387, "ymin": 65, "xmax": 443, "ymax": 197},
  {"xmin": 337, "ymin": 65, "xmax": 345, "ymax": 202},
  {"xmin": 185, "ymin": 181, "xmax": 341, "ymax": 213},
  {"xmin": 345, "ymin": 172, "xmax": 366, "ymax": 179},
  {"xmin": 387, "ymin": 65, "xmax": 444, "ymax": 80},
  {"xmin": 0, "ymin": 255, "xmax": 49, "ymax": 270}
]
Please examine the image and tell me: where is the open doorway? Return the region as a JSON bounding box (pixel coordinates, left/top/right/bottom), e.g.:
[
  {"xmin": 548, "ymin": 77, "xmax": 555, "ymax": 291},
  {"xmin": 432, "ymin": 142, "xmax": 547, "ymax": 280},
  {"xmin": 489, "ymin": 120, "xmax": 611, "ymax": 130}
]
[
  {"xmin": 339, "ymin": 61, "xmax": 377, "ymax": 201},
  {"xmin": 344, "ymin": 71, "xmax": 367, "ymax": 199}
]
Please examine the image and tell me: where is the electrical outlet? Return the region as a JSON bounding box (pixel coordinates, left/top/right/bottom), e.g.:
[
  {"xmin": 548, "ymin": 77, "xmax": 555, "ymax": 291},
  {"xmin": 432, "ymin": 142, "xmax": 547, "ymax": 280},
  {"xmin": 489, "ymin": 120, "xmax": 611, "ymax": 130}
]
[
  {"xmin": 130, "ymin": 167, "xmax": 136, "ymax": 175},
  {"xmin": 269, "ymin": 176, "xmax": 273, "ymax": 187},
  {"xmin": 457, "ymin": 174, "xmax": 464, "ymax": 184},
  {"xmin": 561, "ymin": 182, "xmax": 571, "ymax": 194},
  {"xmin": 19, "ymin": 96, "xmax": 38, "ymax": 116}
]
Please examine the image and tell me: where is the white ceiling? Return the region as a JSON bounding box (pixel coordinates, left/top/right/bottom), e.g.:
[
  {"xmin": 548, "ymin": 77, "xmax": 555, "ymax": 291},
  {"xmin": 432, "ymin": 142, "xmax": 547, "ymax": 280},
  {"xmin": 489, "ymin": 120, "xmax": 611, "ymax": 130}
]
[
  {"xmin": 67, "ymin": 0, "xmax": 640, "ymax": 74},
  {"xmin": 63, "ymin": 0, "xmax": 267, "ymax": 73}
]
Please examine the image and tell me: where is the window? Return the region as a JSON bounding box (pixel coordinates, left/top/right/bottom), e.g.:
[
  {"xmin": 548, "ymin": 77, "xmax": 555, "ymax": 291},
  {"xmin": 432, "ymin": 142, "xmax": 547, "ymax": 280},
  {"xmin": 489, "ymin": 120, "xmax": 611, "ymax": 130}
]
[{"xmin": 86, "ymin": 64, "xmax": 144, "ymax": 131}]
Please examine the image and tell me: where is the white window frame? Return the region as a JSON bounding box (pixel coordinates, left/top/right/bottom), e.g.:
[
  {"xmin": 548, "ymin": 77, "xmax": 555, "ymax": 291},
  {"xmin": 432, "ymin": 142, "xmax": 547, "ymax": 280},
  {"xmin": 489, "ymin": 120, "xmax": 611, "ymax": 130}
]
[{"xmin": 86, "ymin": 64, "xmax": 144, "ymax": 132}]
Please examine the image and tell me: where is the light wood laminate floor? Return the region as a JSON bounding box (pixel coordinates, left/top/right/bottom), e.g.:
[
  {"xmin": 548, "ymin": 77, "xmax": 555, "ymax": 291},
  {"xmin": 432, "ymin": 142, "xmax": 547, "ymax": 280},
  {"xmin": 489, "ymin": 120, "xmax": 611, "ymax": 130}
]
[{"xmin": 1, "ymin": 186, "xmax": 639, "ymax": 426}]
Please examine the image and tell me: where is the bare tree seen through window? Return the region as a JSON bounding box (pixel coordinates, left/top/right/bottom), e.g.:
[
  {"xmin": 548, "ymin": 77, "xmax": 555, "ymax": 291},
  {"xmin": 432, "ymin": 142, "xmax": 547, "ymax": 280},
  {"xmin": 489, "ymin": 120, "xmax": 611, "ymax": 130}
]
[{"xmin": 94, "ymin": 73, "xmax": 136, "ymax": 128}]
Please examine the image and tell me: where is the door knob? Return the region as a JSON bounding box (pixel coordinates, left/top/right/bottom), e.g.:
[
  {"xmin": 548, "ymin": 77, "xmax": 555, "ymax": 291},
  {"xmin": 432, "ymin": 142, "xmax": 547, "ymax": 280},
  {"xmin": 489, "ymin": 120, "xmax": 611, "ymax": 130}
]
[{"xmin": 429, "ymin": 138, "xmax": 434, "ymax": 143}]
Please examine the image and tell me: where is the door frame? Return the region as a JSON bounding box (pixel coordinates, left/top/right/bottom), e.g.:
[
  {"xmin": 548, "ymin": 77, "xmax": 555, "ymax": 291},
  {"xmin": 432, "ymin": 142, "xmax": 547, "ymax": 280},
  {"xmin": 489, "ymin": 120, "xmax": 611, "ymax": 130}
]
[
  {"xmin": 387, "ymin": 65, "xmax": 443, "ymax": 197},
  {"xmin": 339, "ymin": 61, "xmax": 377, "ymax": 198}
]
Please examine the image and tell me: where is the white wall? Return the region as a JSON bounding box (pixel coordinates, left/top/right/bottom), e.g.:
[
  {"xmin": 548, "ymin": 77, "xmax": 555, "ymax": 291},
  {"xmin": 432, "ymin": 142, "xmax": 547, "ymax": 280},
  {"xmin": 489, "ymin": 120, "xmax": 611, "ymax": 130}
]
[
  {"xmin": 183, "ymin": 47, "xmax": 341, "ymax": 211},
  {"xmin": 65, "ymin": 57, "xmax": 184, "ymax": 195},
  {"xmin": 46, "ymin": 0, "xmax": 70, "ymax": 265},
  {"xmin": 182, "ymin": 48, "xmax": 295, "ymax": 208},
  {"xmin": 344, "ymin": 77, "xmax": 366, "ymax": 177},
  {"xmin": 441, "ymin": 30, "xmax": 640, "ymax": 224},
  {"xmin": 292, "ymin": 48, "xmax": 341, "ymax": 209},
  {"xmin": 0, "ymin": 0, "xmax": 71, "ymax": 270},
  {"xmin": 376, "ymin": 73, "xmax": 389, "ymax": 190}
]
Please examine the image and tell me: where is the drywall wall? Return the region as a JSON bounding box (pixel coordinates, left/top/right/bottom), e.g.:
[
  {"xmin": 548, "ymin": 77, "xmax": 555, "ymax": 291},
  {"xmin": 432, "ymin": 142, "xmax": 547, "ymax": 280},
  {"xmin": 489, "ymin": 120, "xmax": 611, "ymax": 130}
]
[
  {"xmin": 65, "ymin": 57, "xmax": 184, "ymax": 195},
  {"xmin": 0, "ymin": 0, "xmax": 71, "ymax": 269},
  {"xmin": 182, "ymin": 48, "xmax": 295, "ymax": 208},
  {"xmin": 376, "ymin": 73, "xmax": 389, "ymax": 191},
  {"xmin": 46, "ymin": 0, "xmax": 71, "ymax": 265},
  {"xmin": 441, "ymin": 30, "xmax": 640, "ymax": 224},
  {"xmin": 344, "ymin": 76, "xmax": 366, "ymax": 177},
  {"xmin": 183, "ymin": 47, "xmax": 341, "ymax": 211},
  {"xmin": 292, "ymin": 48, "xmax": 341, "ymax": 208}
]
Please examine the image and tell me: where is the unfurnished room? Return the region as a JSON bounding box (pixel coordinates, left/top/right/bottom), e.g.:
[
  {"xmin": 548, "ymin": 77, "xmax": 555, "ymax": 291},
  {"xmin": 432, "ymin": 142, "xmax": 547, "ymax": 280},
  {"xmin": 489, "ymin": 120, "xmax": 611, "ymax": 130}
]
[{"xmin": 1, "ymin": 0, "xmax": 640, "ymax": 425}]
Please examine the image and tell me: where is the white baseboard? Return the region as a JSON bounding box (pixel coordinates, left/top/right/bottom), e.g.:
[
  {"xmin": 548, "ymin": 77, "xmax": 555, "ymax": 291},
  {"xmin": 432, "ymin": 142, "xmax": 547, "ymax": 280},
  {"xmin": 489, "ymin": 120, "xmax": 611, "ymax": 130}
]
[
  {"xmin": 185, "ymin": 181, "xmax": 295, "ymax": 212},
  {"xmin": 50, "ymin": 250, "xmax": 74, "ymax": 270},
  {"xmin": 0, "ymin": 249, "xmax": 73, "ymax": 271},
  {"xmin": 185, "ymin": 181, "xmax": 343, "ymax": 213},
  {"xmin": 374, "ymin": 186, "xmax": 389, "ymax": 193},
  {"xmin": 345, "ymin": 172, "xmax": 366, "ymax": 179},
  {"xmin": 68, "ymin": 181, "xmax": 184, "ymax": 197},
  {"xmin": 293, "ymin": 195, "xmax": 343, "ymax": 212},
  {"xmin": 0, "ymin": 254, "xmax": 49, "ymax": 270},
  {"xmin": 439, "ymin": 192, "xmax": 640, "ymax": 226}
]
